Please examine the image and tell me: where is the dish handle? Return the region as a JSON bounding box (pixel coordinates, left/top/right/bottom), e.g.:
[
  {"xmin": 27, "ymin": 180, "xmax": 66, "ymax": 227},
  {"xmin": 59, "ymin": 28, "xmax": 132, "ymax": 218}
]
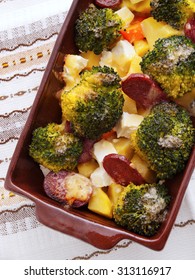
[{"xmin": 34, "ymin": 199, "xmax": 126, "ymax": 250}]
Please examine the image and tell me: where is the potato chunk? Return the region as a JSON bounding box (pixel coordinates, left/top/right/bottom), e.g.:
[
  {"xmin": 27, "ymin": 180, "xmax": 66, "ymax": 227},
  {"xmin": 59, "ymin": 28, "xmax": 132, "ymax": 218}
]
[
  {"xmin": 141, "ymin": 17, "xmax": 181, "ymax": 50},
  {"xmin": 107, "ymin": 183, "xmax": 124, "ymax": 205},
  {"xmin": 112, "ymin": 137, "xmax": 134, "ymax": 160},
  {"xmin": 77, "ymin": 159, "xmax": 98, "ymax": 178},
  {"xmin": 131, "ymin": 153, "xmax": 157, "ymax": 183},
  {"xmin": 88, "ymin": 187, "xmax": 113, "ymax": 219}
]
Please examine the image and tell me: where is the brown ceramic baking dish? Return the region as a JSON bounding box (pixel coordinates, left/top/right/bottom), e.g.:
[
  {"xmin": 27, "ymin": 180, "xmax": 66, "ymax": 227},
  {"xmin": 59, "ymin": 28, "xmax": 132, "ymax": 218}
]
[{"xmin": 5, "ymin": 0, "xmax": 195, "ymax": 250}]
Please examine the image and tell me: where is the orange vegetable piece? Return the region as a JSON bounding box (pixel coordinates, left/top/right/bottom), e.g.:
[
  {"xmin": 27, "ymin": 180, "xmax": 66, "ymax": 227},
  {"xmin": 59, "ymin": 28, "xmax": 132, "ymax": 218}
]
[
  {"xmin": 101, "ymin": 129, "xmax": 116, "ymax": 140},
  {"xmin": 120, "ymin": 15, "xmax": 146, "ymax": 44},
  {"xmin": 120, "ymin": 21, "xmax": 145, "ymax": 44}
]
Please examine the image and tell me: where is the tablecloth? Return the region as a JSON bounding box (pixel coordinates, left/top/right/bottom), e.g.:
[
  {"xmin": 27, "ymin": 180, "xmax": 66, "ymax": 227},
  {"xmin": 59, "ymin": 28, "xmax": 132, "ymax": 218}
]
[{"xmin": 0, "ymin": 0, "xmax": 195, "ymax": 260}]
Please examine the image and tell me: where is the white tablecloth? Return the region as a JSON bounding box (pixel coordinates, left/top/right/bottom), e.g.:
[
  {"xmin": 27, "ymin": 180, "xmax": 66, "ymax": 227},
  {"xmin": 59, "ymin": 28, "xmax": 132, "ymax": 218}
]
[{"xmin": 0, "ymin": 0, "xmax": 195, "ymax": 260}]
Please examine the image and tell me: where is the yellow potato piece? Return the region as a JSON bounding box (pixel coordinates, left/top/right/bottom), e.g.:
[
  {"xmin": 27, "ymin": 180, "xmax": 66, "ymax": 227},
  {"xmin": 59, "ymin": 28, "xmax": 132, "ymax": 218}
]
[
  {"xmin": 123, "ymin": 93, "xmax": 138, "ymax": 114},
  {"xmin": 81, "ymin": 51, "xmax": 101, "ymax": 68},
  {"xmin": 175, "ymin": 89, "xmax": 195, "ymax": 112},
  {"xmin": 141, "ymin": 17, "xmax": 182, "ymax": 50},
  {"xmin": 88, "ymin": 188, "xmax": 113, "ymax": 219},
  {"xmin": 112, "ymin": 137, "xmax": 134, "ymax": 160},
  {"xmin": 128, "ymin": 54, "xmax": 142, "ymax": 74},
  {"xmin": 134, "ymin": 39, "xmax": 149, "ymax": 57},
  {"xmin": 131, "ymin": 153, "xmax": 157, "ymax": 183},
  {"xmin": 77, "ymin": 159, "xmax": 99, "ymax": 178},
  {"xmin": 137, "ymin": 107, "xmax": 151, "ymax": 117},
  {"xmin": 107, "ymin": 183, "xmax": 124, "ymax": 205},
  {"xmin": 121, "ymin": 0, "xmax": 151, "ymax": 13},
  {"xmin": 130, "ymin": 0, "xmax": 145, "ymax": 4}
]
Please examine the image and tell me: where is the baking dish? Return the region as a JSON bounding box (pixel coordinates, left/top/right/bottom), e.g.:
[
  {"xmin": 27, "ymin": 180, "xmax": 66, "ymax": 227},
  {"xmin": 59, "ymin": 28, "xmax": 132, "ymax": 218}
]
[{"xmin": 5, "ymin": 0, "xmax": 195, "ymax": 250}]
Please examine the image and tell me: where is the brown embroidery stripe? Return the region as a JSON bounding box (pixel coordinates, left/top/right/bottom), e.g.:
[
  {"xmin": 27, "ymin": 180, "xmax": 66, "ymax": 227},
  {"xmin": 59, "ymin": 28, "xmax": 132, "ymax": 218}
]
[
  {"xmin": 0, "ymin": 11, "xmax": 67, "ymax": 53},
  {"xmin": 0, "ymin": 204, "xmax": 35, "ymax": 216},
  {"xmin": 174, "ymin": 220, "xmax": 195, "ymax": 227},
  {"xmin": 0, "ymin": 136, "xmax": 19, "ymax": 145},
  {"xmin": 0, "ymin": 86, "xmax": 38, "ymax": 102},
  {"xmin": 0, "ymin": 32, "xmax": 58, "ymax": 53},
  {"xmin": 0, "ymin": 68, "xmax": 45, "ymax": 82},
  {"xmin": 0, "ymin": 157, "xmax": 11, "ymax": 165},
  {"xmin": 0, "ymin": 106, "xmax": 32, "ymax": 118},
  {"xmin": 72, "ymin": 241, "xmax": 133, "ymax": 260},
  {"xmin": 0, "ymin": 42, "xmax": 53, "ymax": 78}
]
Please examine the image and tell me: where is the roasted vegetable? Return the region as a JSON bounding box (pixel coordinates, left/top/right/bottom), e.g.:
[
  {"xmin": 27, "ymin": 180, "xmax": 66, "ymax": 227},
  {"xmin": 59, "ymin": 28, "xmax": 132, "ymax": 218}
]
[
  {"xmin": 131, "ymin": 102, "xmax": 195, "ymax": 179},
  {"xmin": 75, "ymin": 4, "xmax": 122, "ymax": 54},
  {"xmin": 140, "ymin": 35, "xmax": 195, "ymax": 99},
  {"xmin": 150, "ymin": 0, "xmax": 195, "ymax": 30},
  {"xmin": 61, "ymin": 66, "xmax": 124, "ymax": 139},
  {"xmin": 29, "ymin": 122, "xmax": 83, "ymax": 172},
  {"xmin": 113, "ymin": 182, "xmax": 171, "ymax": 236}
]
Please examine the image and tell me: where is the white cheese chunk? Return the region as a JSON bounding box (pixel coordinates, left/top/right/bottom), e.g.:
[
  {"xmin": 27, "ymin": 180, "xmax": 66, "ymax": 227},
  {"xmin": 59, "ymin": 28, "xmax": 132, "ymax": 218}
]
[
  {"xmin": 114, "ymin": 112, "xmax": 144, "ymax": 138},
  {"xmin": 62, "ymin": 54, "xmax": 88, "ymax": 90},
  {"xmin": 92, "ymin": 139, "xmax": 117, "ymax": 165},
  {"xmin": 115, "ymin": 6, "xmax": 134, "ymax": 28},
  {"xmin": 90, "ymin": 166, "xmax": 114, "ymax": 188},
  {"xmin": 111, "ymin": 40, "xmax": 136, "ymax": 76},
  {"xmin": 64, "ymin": 173, "xmax": 93, "ymax": 201},
  {"xmin": 111, "ymin": 40, "xmax": 136, "ymax": 66},
  {"xmin": 99, "ymin": 50, "xmax": 114, "ymax": 68},
  {"xmin": 100, "ymin": 41, "xmax": 136, "ymax": 78}
]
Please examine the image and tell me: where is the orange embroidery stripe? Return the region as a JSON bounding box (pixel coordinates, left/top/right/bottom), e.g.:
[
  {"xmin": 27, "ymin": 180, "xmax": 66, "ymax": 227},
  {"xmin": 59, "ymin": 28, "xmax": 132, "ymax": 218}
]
[
  {"xmin": 20, "ymin": 57, "xmax": 26, "ymax": 64},
  {"xmin": 2, "ymin": 62, "xmax": 8, "ymax": 68},
  {"xmin": 1, "ymin": 51, "xmax": 46, "ymax": 69},
  {"xmin": 37, "ymin": 52, "xmax": 43, "ymax": 58}
]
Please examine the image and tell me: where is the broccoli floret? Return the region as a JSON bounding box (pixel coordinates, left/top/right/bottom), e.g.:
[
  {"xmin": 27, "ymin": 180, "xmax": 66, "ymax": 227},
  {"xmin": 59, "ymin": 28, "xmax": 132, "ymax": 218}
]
[
  {"xmin": 29, "ymin": 123, "xmax": 83, "ymax": 172},
  {"xmin": 150, "ymin": 0, "xmax": 195, "ymax": 30},
  {"xmin": 61, "ymin": 66, "xmax": 124, "ymax": 139},
  {"xmin": 75, "ymin": 4, "xmax": 122, "ymax": 55},
  {"xmin": 140, "ymin": 35, "xmax": 195, "ymax": 99},
  {"xmin": 131, "ymin": 102, "xmax": 195, "ymax": 179},
  {"xmin": 113, "ymin": 182, "xmax": 171, "ymax": 237}
]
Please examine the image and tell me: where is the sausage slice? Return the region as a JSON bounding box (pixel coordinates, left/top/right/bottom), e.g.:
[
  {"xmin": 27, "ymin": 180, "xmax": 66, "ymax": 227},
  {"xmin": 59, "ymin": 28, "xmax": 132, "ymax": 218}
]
[
  {"xmin": 122, "ymin": 73, "xmax": 167, "ymax": 109},
  {"xmin": 95, "ymin": 0, "xmax": 122, "ymax": 9},
  {"xmin": 103, "ymin": 153, "xmax": 145, "ymax": 186}
]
